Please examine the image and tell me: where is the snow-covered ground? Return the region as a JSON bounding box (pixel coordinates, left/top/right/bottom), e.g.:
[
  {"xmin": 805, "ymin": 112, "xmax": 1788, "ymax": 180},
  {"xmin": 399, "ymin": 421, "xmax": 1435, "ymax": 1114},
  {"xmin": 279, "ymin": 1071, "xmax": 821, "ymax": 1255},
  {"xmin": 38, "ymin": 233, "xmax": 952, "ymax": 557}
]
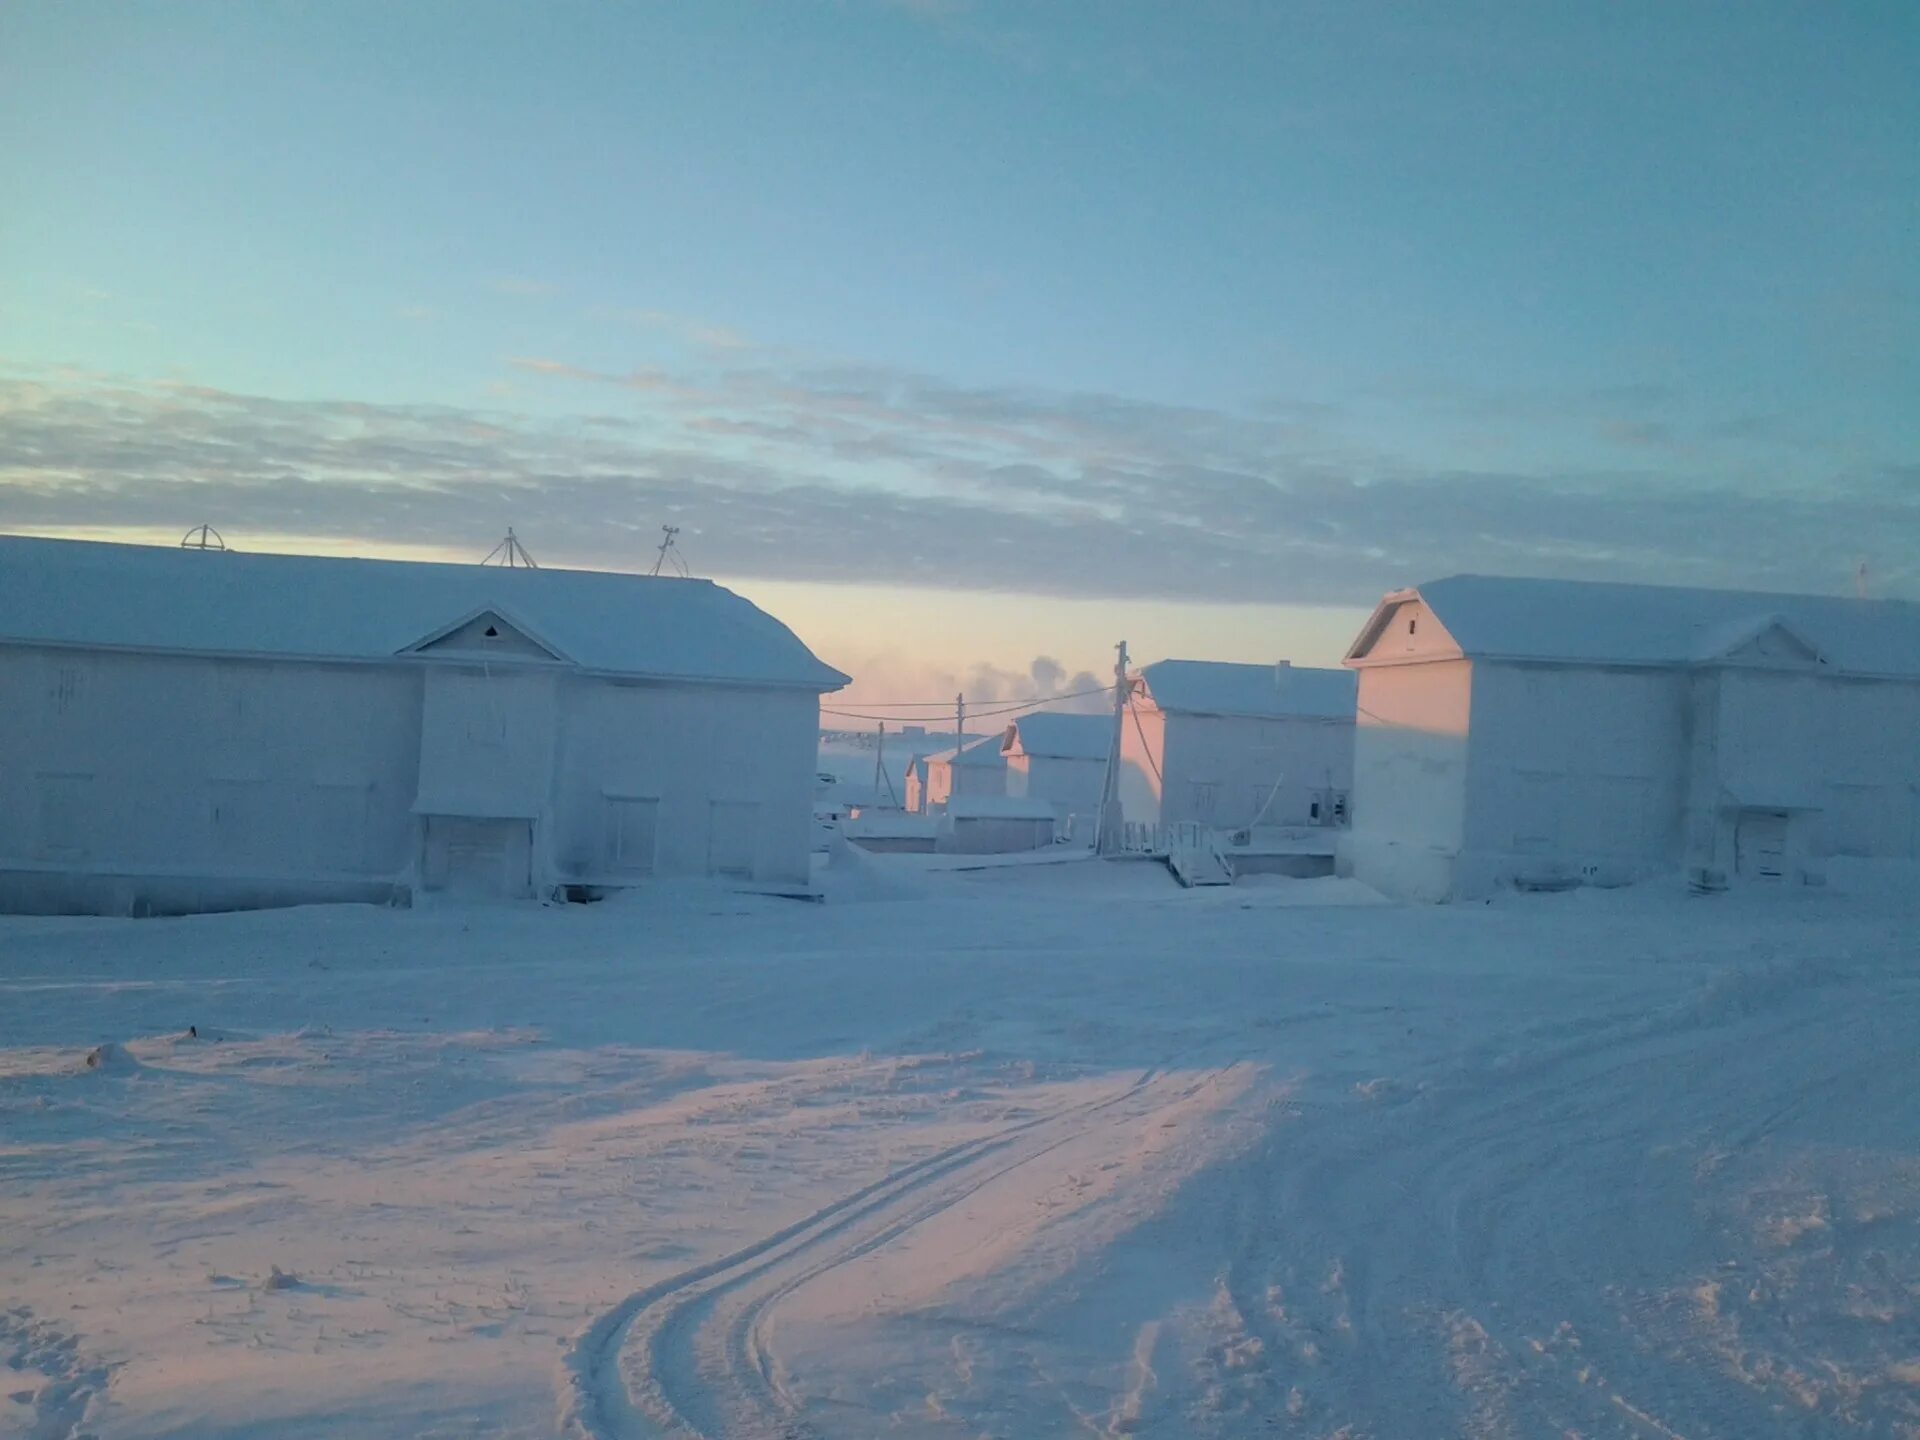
[{"xmin": 3, "ymin": 856, "xmax": 1918, "ymax": 1439}]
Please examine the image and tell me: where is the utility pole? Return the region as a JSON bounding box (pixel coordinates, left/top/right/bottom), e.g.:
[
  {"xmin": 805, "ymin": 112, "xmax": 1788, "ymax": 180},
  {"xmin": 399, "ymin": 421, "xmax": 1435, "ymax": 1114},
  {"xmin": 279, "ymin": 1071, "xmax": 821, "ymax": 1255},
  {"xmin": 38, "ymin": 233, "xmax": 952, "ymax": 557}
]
[
  {"xmin": 955, "ymin": 693, "xmax": 966, "ymax": 749},
  {"xmin": 873, "ymin": 721, "xmax": 887, "ymax": 806},
  {"xmin": 1097, "ymin": 640, "xmax": 1130, "ymax": 855}
]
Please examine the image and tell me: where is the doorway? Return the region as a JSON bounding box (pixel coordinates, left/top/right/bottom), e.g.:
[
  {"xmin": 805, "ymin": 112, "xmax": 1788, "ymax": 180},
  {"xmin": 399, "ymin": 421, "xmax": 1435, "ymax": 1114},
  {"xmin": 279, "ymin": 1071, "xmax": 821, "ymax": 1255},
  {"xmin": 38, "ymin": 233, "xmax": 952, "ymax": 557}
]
[
  {"xmin": 421, "ymin": 816, "xmax": 533, "ymax": 898},
  {"xmin": 1734, "ymin": 809, "xmax": 1790, "ymax": 881}
]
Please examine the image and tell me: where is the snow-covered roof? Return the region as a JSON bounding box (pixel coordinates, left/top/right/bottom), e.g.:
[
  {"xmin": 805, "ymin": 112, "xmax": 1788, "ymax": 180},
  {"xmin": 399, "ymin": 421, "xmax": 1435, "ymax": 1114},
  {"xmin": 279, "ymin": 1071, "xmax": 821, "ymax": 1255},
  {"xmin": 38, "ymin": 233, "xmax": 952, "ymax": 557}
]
[
  {"xmin": 946, "ymin": 794, "xmax": 1058, "ymax": 821},
  {"xmin": 0, "ymin": 535, "xmax": 849, "ymax": 690},
  {"xmin": 1135, "ymin": 659, "xmax": 1356, "ymax": 720},
  {"xmin": 1002, "ymin": 710, "xmax": 1109, "ymax": 761},
  {"xmin": 1349, "ymin": 574, "xmax": 1920, "ymax": 679},
  {"xmin": 924, "ymin": 734, "xmax": 1009, "ymax": 769}
]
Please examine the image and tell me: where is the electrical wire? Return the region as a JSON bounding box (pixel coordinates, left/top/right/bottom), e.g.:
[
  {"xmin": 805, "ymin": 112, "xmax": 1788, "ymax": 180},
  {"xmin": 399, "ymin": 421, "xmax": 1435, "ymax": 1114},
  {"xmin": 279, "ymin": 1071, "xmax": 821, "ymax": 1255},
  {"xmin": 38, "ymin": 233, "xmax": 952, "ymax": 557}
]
[
  {"xmin": 821, "ymin": 683, "xmax": 1115, "ymax": 725},
  {"xmin": 1125, "ymin": 693, "xmax": 1163, "ymax": 784}
]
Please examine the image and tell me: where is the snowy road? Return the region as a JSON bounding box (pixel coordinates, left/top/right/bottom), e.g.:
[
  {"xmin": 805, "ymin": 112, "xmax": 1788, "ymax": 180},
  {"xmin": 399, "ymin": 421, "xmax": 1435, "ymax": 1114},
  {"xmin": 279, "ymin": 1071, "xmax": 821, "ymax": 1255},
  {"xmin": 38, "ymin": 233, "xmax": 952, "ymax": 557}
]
[{"xmin": 3, "ymin": 859, "xmax": 1917, "ymax": 1437}]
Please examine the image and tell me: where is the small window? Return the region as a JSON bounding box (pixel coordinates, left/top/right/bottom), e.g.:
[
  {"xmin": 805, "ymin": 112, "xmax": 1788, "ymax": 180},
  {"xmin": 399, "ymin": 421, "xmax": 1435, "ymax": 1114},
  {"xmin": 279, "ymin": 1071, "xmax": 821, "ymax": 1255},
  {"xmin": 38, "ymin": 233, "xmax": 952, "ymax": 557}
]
[
  {"xmin": 483, "ymin": 624, "xmax": 500, "ymax": 638},
  {"xmin": 1408, "ymin": 617, "xmax": 1417, "ymax": 635},
  {"xmin": 1309, "ymin": 800, "xmax": 1322, "ymax": 822}
]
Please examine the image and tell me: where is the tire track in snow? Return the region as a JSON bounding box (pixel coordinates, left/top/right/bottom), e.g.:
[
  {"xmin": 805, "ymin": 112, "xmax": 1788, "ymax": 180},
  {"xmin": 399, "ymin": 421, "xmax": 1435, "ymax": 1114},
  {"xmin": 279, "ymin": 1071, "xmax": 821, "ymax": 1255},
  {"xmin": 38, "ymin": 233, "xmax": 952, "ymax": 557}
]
[
  {"xmin": 561, "ymin": 1066, "xmax": 1195, "ymax": 1439},
  {"xmin": 1202, "ymin": 960, "xmax": 1905, "ymax": 1438}
]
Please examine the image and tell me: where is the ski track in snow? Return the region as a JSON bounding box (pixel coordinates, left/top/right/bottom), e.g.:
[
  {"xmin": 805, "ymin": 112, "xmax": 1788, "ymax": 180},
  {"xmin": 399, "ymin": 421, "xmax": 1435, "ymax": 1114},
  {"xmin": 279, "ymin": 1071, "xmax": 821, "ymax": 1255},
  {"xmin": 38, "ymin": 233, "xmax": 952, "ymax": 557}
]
[{"xmin": 562, "ymin": 1065, "xmax": 1223, "ymax": 1439}]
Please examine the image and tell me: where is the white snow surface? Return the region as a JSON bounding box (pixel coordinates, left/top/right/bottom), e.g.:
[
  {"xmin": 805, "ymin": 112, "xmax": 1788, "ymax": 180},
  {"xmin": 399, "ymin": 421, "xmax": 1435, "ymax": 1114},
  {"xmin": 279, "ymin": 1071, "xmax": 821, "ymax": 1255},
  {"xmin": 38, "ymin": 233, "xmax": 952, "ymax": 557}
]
[{"xmin": 3, "ymin": 862, "xmax": 1919, "ymax": 1438}]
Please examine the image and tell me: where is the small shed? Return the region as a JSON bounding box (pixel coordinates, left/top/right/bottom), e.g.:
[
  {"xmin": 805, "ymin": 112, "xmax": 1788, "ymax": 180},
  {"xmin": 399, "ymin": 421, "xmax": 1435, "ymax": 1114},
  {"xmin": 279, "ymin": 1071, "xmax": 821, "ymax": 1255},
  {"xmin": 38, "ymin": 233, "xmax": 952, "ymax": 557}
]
[
  {"xmin": 1341, "ymin": 575, "xmax": 1920, "ymax": 900},
  {"xmin": 940, "ymin": 794, "xmax": 1059, "ymax": 854},
  {"xmin": 1119, "ymin": 659, "xmax": 1356, "ymax": 834},
  {"xmin": 1000, "ymin": 711, "xmax": 1110, "ymax": 828}
]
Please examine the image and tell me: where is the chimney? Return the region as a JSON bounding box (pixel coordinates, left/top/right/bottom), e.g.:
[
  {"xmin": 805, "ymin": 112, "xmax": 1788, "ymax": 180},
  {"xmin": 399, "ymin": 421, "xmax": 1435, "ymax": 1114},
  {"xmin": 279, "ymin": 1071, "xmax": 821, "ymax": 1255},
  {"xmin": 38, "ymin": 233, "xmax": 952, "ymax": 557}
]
[{"xmin": 1274, "ymin": 659, "xmax": 1291, "ymax": 686}]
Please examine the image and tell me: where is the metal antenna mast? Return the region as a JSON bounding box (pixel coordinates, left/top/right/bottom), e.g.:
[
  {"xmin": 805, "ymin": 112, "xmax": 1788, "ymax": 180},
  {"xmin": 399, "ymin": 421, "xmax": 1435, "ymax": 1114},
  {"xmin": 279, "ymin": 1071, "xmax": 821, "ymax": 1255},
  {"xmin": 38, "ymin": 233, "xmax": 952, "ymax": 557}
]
[
  {"xmin": 180, "ymin": 524, "xmax": 228, "ymax": 551},
  {"xmin": 481, "ymin": 528, "xmax": 538, "ymax": 568},
  {"xmin": 651, "ymin": 525, "xmax": 684, "ymax": 577}
]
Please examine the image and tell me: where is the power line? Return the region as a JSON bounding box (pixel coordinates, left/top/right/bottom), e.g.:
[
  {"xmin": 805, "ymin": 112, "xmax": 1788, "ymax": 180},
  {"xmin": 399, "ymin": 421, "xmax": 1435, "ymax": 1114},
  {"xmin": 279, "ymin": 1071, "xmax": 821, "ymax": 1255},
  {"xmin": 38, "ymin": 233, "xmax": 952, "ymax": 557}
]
[{"xmin": 822, "ymin": 684, "xmax": 1113, "ymax": 726}]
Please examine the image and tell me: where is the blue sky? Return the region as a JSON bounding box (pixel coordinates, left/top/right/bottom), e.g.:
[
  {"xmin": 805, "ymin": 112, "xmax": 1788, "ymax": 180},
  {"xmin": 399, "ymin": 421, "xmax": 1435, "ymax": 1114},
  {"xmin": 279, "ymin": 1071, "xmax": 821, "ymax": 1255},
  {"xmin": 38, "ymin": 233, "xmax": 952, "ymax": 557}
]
[{"xmin": 2, "ymin": 1, "xmax": 1915, "ymax": 701}]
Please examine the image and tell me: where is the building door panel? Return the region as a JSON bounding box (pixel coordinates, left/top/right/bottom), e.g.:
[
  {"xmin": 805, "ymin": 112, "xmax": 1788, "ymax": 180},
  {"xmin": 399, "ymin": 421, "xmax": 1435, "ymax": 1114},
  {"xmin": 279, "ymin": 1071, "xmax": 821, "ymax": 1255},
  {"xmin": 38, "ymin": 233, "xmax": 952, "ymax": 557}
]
[
  {"xmin": 708, "ymin": 801, "xmax": 760, "ymax": 879},
  {"xmin": 1735, "ymin": 809, "xmax": 1790, "ymax": 881},
  {"xmin": 423, "ymin": 816, "xmax": 532, "ymax": 898}
]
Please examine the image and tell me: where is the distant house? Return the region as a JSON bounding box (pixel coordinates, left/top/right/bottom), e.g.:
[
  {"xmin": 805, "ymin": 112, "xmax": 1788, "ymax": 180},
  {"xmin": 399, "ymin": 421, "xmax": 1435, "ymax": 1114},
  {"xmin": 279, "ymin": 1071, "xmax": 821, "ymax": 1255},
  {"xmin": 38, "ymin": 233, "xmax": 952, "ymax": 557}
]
[
  {"xmin": 1341, "ymin": 575, "xmax": 1920, "ymax": 901},
  {"xmin": 0, "ymin": 535, "xmax": 848, "ymax": 914},
  {"xmin": 1000, "ymin": 711, "xmax": 1110, "ymax": 828},
  {"xmin": 908, "ymin": 734, "xmax": 1007, "ymax": 813},
  {"xmin": 1118, "ymin": 660, "xmax": 1356, "ymax": 833}
]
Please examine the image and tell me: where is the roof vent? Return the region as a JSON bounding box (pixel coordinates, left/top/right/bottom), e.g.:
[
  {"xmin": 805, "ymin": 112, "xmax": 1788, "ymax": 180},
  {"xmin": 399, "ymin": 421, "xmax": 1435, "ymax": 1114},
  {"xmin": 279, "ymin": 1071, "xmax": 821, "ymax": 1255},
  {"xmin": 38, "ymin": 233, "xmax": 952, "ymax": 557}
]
[{"xmin": 483, "ymin": 624, "xmax": 500, "ymax": 639}]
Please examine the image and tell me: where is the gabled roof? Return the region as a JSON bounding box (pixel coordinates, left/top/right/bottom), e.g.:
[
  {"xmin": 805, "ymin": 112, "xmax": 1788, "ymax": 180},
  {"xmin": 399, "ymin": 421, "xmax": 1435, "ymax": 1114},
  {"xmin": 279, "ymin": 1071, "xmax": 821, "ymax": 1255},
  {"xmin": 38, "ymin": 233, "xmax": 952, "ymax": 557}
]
[
  {"xmin": 0, "ymin": 535, "xmax": 849, "ymax": 690},
  {"xmin": 924, "ymin": 734, "xmax": 1007, "ymax": 769},
  {"xmin": 1002, "ymin": 710, "xmax": 1109, "ymax": 761},
  {"xmin": 1347, "ymin": 574, "xmax": 1920, "ymax": 679},
  {"xmin": 1135, "ymin": 659, "xmax": 1356, "ymax": 720}
]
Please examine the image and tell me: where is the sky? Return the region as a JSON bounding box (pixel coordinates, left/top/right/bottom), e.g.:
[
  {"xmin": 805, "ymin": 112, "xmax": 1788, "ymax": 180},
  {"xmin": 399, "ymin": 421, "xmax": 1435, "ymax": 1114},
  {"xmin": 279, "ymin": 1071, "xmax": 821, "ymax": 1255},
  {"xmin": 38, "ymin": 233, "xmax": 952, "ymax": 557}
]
[{"xmin": 2, "ymin": 1, "xmax": 1916, "ymax": 706}]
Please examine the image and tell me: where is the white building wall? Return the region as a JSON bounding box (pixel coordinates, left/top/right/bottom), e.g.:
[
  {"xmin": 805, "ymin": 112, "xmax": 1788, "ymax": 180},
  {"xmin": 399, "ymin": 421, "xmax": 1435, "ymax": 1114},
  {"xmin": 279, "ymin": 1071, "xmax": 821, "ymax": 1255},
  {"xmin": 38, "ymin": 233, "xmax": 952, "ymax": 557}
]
[
  {"xmin": 1457, "ymin": 662, "xmax": 1689, "ymax": 891},
  {"xmin": 1006, "ymin": 753, "xmax": 1107, "ymax": 826},
  {"xmin": 0, "ymin": 643, "xmax": 825, "ymax": 911},
  {"xmin": 550, "ymin": 680, "xmax": 819, "ymax": 886},
  {"xmin": 0, "ymin": 646, "xmax": 421, "ymax": 910},
  {"xmin": 1117, "ymin": 703, "xmax": 1167, "ymax": 825},
  {"xmin": 1342, "ymin": 660, "xmax": 1474, "ymax": 901},
  {"xmin": 1156, "ymin": 714, "xmax": 1352, "ymax": 831}
]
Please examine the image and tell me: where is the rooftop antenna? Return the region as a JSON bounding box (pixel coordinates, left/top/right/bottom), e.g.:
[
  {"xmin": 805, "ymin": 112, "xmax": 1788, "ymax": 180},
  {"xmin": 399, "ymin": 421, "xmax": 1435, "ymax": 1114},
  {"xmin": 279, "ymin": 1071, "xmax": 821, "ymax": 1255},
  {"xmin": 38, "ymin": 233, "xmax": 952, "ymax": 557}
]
[
  {"xmin": 1855, "ymin": 560, "xmax": 1870, "ymax": 600},
  {"xmin": 482, "ymin": 527, "xmax": 538, "ymax": 568},
  {"xmin": 180, "ymin": 524, "xmax": 227, "ymax": 551},
  {"xmin": 651, "ymin": 524, "xmax": 687, "ymax": 577}
]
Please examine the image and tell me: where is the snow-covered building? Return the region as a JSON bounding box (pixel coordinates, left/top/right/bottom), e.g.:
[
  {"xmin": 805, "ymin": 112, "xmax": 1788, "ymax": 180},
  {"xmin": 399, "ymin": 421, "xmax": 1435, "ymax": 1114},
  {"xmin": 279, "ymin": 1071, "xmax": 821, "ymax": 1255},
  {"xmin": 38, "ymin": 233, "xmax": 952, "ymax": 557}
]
[
  {"xmin": 0, "ymin": 535, "xmax": 848, "ymax": 914},
  {"xmin": 1341, "ymin": 575, "xmax": 1920, "ymax": 901},
  {"xmin": 1117, "ymin": 660, "xmax": 1357, "ymax": 833},
  {"xmin": 941, "ymin": 794, "xmax": 1058, "ymax": 854},
  {"xmin": 1000, "ymin": 711, "xmax": 1110, "ymax": 828},
  {"xmin": 909, "ymin": 734, "xmax": 1007, "ymax": 813}
]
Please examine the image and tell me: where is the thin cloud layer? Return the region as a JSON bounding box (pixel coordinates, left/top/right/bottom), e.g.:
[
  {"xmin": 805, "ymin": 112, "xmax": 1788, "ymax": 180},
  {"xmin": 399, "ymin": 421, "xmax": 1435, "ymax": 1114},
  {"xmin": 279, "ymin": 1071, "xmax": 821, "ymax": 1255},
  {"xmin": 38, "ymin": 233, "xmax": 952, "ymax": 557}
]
[{"xmin": 0, "ymin": 363, "xmax": 1912, "ymax": 604}]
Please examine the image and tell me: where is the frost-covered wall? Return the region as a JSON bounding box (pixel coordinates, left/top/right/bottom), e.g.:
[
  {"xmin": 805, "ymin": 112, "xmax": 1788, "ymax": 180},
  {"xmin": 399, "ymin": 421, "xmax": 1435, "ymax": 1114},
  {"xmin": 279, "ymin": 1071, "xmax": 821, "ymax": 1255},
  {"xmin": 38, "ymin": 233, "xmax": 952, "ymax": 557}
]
[
  {"xmin": 0, "ymin": 643, "xmax": 824, "ymax": 913},
  {"xmin": 1154, "ymin": 713, "xmax": 1352, "ymax": 831},
  {"xmin": 1005, "ymin": 753, "xmax": 1106, "ymax": 826},
  {"xmin": 1346, "ymin": 654, "xmax": 1920, "ymax": 901},
  {"xmin": 1461, "ymin": 662, "xmax": 1688, "ymax": 887},
  {"xmin": 0, "ymin": 647, "xmax": 422, "ymax": 912},
  {"xmin": 551, "ymin": 680, "xmax": 819, "ymax": 885},
  {"xmin": 1342, "ymin": 660, "xmax": 1473, "ymax": 900}
]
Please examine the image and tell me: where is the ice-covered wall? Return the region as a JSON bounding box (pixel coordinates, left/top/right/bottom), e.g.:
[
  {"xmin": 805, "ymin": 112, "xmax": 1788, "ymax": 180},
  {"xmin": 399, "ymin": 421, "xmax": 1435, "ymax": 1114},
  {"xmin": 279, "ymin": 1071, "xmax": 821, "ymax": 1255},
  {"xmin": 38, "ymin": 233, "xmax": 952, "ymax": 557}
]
[
  {"xmin": 0, "ymin": 647, "xmax": 422, "ymax": 910},
  {"xmin": 1459, "ymin": 662, "xmax": 1689, "ymax": 888},
  {"xmin": 1154, "ymin": 713, "xmax": 1352, "ymax": 831},
  {"xmin": 1342, "ymin": 660, "xmax": 1473, "ymax": 901},
  {"xmin": 0, "ymin": 642, "xmax": 824, "ymax": 912},
  {"xmin": 552, "ymin": 680, "xmax": 819, "ymax": 885},
  {"xmin": 1006, "ymin": 753, "xmax": 1107, "ymax": 826},
  {"xmin": 1116, "ymin": 701, "xmax": 1165, "ymax": 825}
]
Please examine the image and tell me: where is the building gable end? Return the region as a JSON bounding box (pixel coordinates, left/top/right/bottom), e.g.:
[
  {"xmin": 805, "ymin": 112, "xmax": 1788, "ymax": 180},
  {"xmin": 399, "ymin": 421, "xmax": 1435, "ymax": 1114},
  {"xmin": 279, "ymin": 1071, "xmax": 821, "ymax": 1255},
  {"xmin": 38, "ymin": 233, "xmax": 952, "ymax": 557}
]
[
  {"xmin": 1345, "ymin": 592, "xmax": 1465, "ymax": 665},
  {"xmin": 401, "ymin": 608, "xmax": 572, "ymax": 664}
]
